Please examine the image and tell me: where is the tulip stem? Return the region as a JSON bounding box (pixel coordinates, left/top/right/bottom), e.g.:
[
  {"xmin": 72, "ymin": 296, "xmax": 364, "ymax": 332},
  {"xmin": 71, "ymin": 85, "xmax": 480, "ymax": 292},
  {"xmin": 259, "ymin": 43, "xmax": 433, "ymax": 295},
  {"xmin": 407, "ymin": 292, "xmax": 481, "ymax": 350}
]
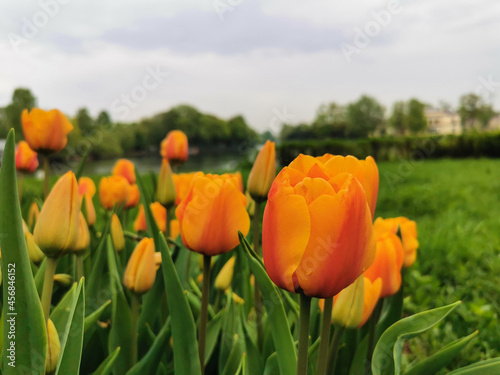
[
  {"xmin": 43, "ymin": 155, "xmax": 50, "ymax": 198},
  {"xmin": 327, "ymin": 325, "xmax": 344, "ymax": 375},
  {"xmin": 199, "ymin": 254, "xmax": 211, "ymax": 374},
  {"xmin": 297, "ymin": 293, "xmax": 311, "ymax": 375},
  {"xmin": 252, "ymin": 200, "xmax": 264, "ymax": 350},
  {"xmin": 130, "ymin": 293, "xmax": 140, "ymax": 365},
  {"xmin": 365, "ymin": 298, "xmax": 384, "ymax": 375},
  {"xmin": 316, "ymin": 297, "xmax": 333, "ymax": 375},
  {"xmin": 76, "ymin": 254, "xmax": 84, "ymax": 281},
  {"xmin": 41, "ymin": 257, "xmax": 58, "ymax": 323}
]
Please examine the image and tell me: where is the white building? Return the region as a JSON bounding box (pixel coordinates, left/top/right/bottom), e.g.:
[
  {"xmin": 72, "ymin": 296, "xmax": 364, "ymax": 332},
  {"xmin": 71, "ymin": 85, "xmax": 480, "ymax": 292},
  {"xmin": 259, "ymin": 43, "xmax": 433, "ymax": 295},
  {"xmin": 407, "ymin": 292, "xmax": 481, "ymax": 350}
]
[{"xmin": 425, "ymin": 109, "xmax": 461, "ymax": 134}]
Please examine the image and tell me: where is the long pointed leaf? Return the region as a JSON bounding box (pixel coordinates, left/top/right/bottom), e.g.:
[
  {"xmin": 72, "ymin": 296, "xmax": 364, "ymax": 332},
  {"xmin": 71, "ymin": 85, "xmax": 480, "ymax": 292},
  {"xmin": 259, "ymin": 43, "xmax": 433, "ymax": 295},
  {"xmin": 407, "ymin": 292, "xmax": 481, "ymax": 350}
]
[{"xmin": 92, "ymin": 347, "xmax": 121, "ymax": 375}]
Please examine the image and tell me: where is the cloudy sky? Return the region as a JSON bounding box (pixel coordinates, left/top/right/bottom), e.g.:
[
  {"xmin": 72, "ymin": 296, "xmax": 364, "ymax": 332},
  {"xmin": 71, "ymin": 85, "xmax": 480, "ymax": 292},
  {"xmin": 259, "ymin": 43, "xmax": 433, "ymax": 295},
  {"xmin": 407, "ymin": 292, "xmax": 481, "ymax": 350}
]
[{"xmin": 1, "ymin": 0, "xmax": 500, "ymax": 132}]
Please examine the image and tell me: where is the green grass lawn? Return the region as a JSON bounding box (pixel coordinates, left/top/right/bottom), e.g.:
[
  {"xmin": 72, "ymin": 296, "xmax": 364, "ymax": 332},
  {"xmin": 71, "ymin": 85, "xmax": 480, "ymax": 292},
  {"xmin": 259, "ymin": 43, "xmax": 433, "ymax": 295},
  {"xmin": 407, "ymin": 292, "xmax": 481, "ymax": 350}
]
[{"xmin": 375, "ymin": 158, "xmax": 500, "ymax": 371}]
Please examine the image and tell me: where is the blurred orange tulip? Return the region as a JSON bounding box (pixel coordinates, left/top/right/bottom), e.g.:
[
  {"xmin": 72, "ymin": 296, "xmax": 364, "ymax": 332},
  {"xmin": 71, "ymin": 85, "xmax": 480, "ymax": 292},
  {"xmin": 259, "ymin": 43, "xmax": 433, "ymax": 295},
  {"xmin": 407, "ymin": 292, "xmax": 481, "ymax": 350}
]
[
  {"xmin": 78, "ymin": 177, "xmax": 96, "ymax": 226},
  {"xmin": 247, "ymin": 140, "xmax": 276, "ymax": 201},
  {"xmin": 364, "ymin": 224, "xmax": 404, "ymax": 298},
  {"xmin": 22, "ymin": 108, "xmax": 73, "ymax": 153},
  {"xmin": 133, "ymin": 202, "xmax": 167, "ymax": 232},
  {"xmin": 99, "ymin": 175, "xmax": 130, "ymax": 210},
  {"xmin": 28, "ymin": 201, "xmax": 40, "ymax": 229},
  {"xmin": 34, "ymin": 171, "xmax": 81, "ymax": 257},
  {"xmin": 157, "ymin": 159, "xmax": 176, "ymax": 207},
  {"xmin": 160, "ymin": 130, "xmax": 188, "ymax": 164},
  {"xmin": 226, "ymin": 172, "xmax": 244, "ymax": 193},
  {"xmin": 112, "ymin": 159, "xmax": 136, "ymax": 185},
  {"xmin": 170, "ymin": 219, "xmax": 180, "ymax": 239},
  {"xmin": 111, "ymin": 214, "xmax": 125, "ymax": 252},
  {"xmin": 262, "ymin": 154, "xmax": 376, "ymax": 298},
  {"xmin": 123, "ymin": 238, "xmax": 156, "ymax": 294},
  {"xmin": 126, "ymin": 184, "xmax": 140, "ymax": 208},
  {"xmin": 173, "ymin": 172, "xmax": 201, "ymax": 205},
  {"xmin": 176, "ymin": 173, "xmax": 250, "ymax": 256},
  {"xmin": 15, "ymin": 141, "xmax": 39, "ymax": 173}
]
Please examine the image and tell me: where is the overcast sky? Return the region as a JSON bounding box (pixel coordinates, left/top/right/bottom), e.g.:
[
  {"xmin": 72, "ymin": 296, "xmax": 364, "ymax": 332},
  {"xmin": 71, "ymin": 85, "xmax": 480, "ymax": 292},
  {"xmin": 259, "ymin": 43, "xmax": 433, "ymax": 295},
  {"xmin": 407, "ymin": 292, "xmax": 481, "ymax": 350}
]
[{"xmin": 1, "ymin": 0, "xmax": 500, "ymax": 132}]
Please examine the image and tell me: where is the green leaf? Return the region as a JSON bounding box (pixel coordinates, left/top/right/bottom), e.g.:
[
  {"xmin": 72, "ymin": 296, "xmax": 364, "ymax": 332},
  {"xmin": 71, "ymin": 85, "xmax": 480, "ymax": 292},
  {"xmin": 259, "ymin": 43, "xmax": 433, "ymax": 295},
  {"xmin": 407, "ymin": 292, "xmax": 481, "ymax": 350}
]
[
  {"xmin": 376, "ymin": 285, "xmax": 404, "ymax": 340},
  {"xmin": 126, "ymin": 319, "xmax": 171, "ymax": 375},
  {"xmin": 205, "ymin": 310, "xmax": 224, "ymax": 366},
  {"xmin": 404, "ymin": 331, "xmax": 478, "ymax": 375},
  {"xmin": 91, "ymin": 347, "xmax": 121, "ymax": 375},
  {"xmin": 221, "ymin": 335, "xmax": 244, "ymax": 375},
  {"xmin": 35, "ymin": 258, "xmax": 46, "ymax": 296},
  {"xmin": 137, "ymin": 172, "xmax": 202, "ymax": 375},
  {"xmin": 348, "ymin": 334, "xmax": 369, "ymax": 375},
  {"xmin": 74, "ymin": 147, "xmax": 90, "ymax": 180},
  {"xmin": 238, "ymin": 232, "xmax": 297, "ymax": 375},
  {"xmin": 0, "ymin": 129, "xmax": 46, "ymax": 374},
  {"xmin": 56, "ymin": 278, "xmax": 85, "ymax": 375},
  {"xmin": 219, "ymin": 294, "xmax": 245, "ymax": 371},
  {"xmin": 51, "ymin": 282, "xmax": 77, "ymax": 338},
  {"xmin": 447, "ymin": 358, "xmax": 500, "ymax": 374},
  {"xmin": 84, "ymin": 299, "xmax": 112, "ymax": 333},
  {"xmin": 372, "ymin": 301, "xmax": 461, "ymax": 375}
]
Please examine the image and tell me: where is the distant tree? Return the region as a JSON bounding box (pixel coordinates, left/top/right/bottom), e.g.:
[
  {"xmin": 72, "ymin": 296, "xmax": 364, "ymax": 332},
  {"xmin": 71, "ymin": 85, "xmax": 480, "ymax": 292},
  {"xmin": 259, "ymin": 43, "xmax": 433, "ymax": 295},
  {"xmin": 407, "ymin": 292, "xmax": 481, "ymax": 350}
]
[
  {"xmin": 438, "ymin": 100, "xmax": 453, "ymax": 112},
  {"xmin": 477, "ymin": 104, "xmax": 495, "ymax": 129},
  {"xmin": 260, "ymin": 130, "xmax": 276, "ymax": 143},
  {"xmin": 458, "ymin": 93, "xmax": 487, "ymax": 131},
  {"xmin": 227, "ymin": 115, "xmax": 258, "ymax": 143},
  {"xmin": 389, "ymin": 101, "xmax": 407, "ymax": 135},
  {"xmin": 4, "ymin": 88, "xmax": 37, "ymax": 139},
  {"xmin": 407, "ymin": 99, "xmax": 427, "ymax": 134},
  {"xmin": 312, "ymin": 102, "xmax": 348, "ymax": 138},
  {"xmin": 346, "ymin": 95, "xmax": 385, "ymax": 138},
  {"xmin": 75, "ymin": 108, "xmax": 94, "ymax": 134},
  {"xmin": 0, "ymin": 108, "xmax": 9, "ymax": 138},
  {"xmin": 96, "ymin": 110, "xmax": 112, "ymax": 129}
]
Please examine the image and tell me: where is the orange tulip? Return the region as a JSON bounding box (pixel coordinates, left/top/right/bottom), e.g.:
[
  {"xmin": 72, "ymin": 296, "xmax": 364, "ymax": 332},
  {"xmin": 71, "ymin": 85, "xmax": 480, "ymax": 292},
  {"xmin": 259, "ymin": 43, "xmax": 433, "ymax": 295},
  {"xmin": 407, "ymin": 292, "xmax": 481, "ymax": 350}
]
[
  {"xmin": 112, "ymin": 159, "xmax": 136, "ymax": 185},
  {"xmin": 133, "ymin": 202, "xmax": 167, "ymax": 233},
  {"xmin": 173, "ymin": 172, "xmax": 201, "ymax": 205},
  {"xmin": 22, "ymin": 108, "xmax": 73, "ymax": 153},
  {"xmin": 170, "ymin": 219, "xmax": 180, "ymax": 239},
  {"xmin": 364, "ymin": 225, "xmax": 404, "ymax": 298},
  {"xmin": 111, "ymin": 214, "xmax": 125, "ymax": 252},
  {"xmin": 160, "ymin": 130, "xmax": 189, "ymax": 164},
  {"xmin": 157, "ymin": 159, "xmax": 176, "ymax": 207},
  {"xmin": 374, "ymin": 217, "xmax": 419, "ymax": 268},
  {"xmin": 34, "ymin": 171, "xmax": 81, "ymax": 257},
  {"xmin": 176, "ymin": 173, "xmax": 250, "ymax": 255},
  {"xmin": 358, "ymin": 277, "xmax": 382, "ymax": 327},
  {"xmin": 28, "ymin": 201, "xmax": 40, "ymax": 229},
  {"xmin": 15, "ymin": 141, "xmax": 39, "ymax": 173},
  {"xmin": 123, "ymin": 238, "xmax": 156, "ymax": 294},
  {"xmin": 247, "ymin": 140, "xmax": 276, "ymax": 201},
  {"xmin": 262, "ymin": 154, "xmax": 376, "ymax": 298},
  {"xmin": 126, "ymin": 184, "xmax": 140, "ymax": 208},
  {"xmin": 226, "ymin": 172, "xmax": 244, "ymax": 193},
  {"xmin": 99, "ymin": 175, "xmax": 130, "ymax": 210},
  {"xmin": 78, "ymin": 177, "xmax": 96, "ymax": 226},
  {"xmin": 72, "ymin": 212, "xmax": 90, "ymax": 253}
]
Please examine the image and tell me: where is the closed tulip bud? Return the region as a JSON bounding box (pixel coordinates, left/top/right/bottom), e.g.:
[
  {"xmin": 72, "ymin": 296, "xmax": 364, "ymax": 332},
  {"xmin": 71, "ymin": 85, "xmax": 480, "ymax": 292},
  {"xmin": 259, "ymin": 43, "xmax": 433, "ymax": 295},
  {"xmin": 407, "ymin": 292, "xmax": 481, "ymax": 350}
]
[
  {"xmin": 126, "ymin": 184, "xmax": 141, "ymax": 208},
  {"xmin": 176, "ymin": 173, "xmax": 250, "ymax": 256},
  {"xmin": 263, "ymin": 154, "xmax": 376, "ymax": 298},
  {"xmin": 331, "ymin": 275, "xmax": 365, "ymax": 328},
  {"xmin": 112, "ymin": 159, "xmax": 136, "ymax": 185},
  {"xmin": 245, "ymin": 191, "xmax": 255, "ymax": 216},
  {"xmin": 15, "ymin": 140, "xmax": 39, "ymax": 173},
  {"xmin": 358, "ymin": 277, "xmax": 382, "ymax": 327},
  {"xmin": 22, "ymin": 108, "xmax": 73, "ymax": 153},
  {"xmin": 53, "ymin": 273, "xmax": 73, "ymax": 287},
  {"xmin": 156, "ymin": 159, "xmax": 176, "ymax": 207},
  {"xmin": 215, "ymin": 256, "xmax": 236, "ymax": 290},
  {"xmin": 28, "ymin": 201, "xmax": 40, "ymax": 229},
  {"xmin": 111, "ymin": 214, "xmax": 125, "ymax": 252},
  {"xmin": 123, "ymin": 238, "xmax": 156, "ymax": 294},
  {"xmin": 45, "ymin": 319, "xmax": 61, "ymax": 374},
  {"xmin": 78, "ymin": 177, "xmax": 97, "ymax": 226},
  {"xmin": 133, "ymin": 202, "xmax": 167, "ymax": 233},
  {"xmin": 173, "ymin": 172, "xmax": 202, "ymax": 205},
  {"xmin": 25, "ymin": 231, "xmax": 45, "ymax": 263},
  {"xmin": 34, "ymin": 172, "xmax": 81, "ymax": 257},
  {"xmin": 71, "ymin": 213, "xmax": 90, "ymax": 253},
  {"xmin": 160, "ymin": 130, "xmax": 189, "ymax": 164},
  {"xmin": 247, "ymin": 140, "xmax": 276, "ymax": 201},
  {"xmin": 154, "ymin": 252, "xmax": 162, "ymax": 271},
  {"xmin": 99, "ymin": 175, "xmax": 130, "ymax": 210},
  {"xmin": 364, "ymin": 226, "xmax": 404, "ymax": 298}
]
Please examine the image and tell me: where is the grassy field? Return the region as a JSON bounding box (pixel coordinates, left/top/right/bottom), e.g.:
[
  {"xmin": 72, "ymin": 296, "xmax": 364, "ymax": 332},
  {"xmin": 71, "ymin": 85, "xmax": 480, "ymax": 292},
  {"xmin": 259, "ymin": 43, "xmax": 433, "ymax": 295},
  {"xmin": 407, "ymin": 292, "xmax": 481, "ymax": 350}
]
[{"xmin": 375, "ymin": 158, "xmax": 500, "ymax": 371}]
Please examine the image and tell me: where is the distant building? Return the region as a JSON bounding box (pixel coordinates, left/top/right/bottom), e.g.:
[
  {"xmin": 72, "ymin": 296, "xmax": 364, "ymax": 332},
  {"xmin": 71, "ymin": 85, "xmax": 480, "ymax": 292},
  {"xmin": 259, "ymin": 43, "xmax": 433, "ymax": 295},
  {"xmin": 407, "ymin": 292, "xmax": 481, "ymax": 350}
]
[
  {"xmin": 425, "ymin": 109, "xmax": 461, "ymax": 134},
  {"xmin": 487, "ymin": 114, "xmax": 500, "ymax": 131}
]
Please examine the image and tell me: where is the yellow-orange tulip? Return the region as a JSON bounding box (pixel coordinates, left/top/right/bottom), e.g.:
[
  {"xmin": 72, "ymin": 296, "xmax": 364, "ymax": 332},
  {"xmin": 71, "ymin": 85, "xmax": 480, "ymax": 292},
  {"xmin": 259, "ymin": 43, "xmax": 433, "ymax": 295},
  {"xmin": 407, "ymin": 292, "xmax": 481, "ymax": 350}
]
[
  {"xmin": 358, "ymin": 277, "xmax": 382, "ymax": 327},
  {"xmin": 133, "ymin": 202, "xmax": 167, "ymax": 232},
  {"xmin": 34, "ymin": 171, "xmax": 81, "ymax": 257},
  {"xmin": 262, "ymin": 154, "xmax": 376, "ymax": 298},
  {"xmin": 157, "ymin": 159, "xmax": 176, "ymax": 207},
  {"xmin": 25, "ymin": 231, "xmax": 45, "ymax": 263},
  {"xmin": 170, "ymin": 219, "xmax": 180, "ymax": 239},
  {"xmin": 72, "ymin": 213, "xmax": 90, "ymax": 253},
  {"xmin": 364, "ymin": 226, "xmax": 404, "ymax": 298},
  {"xmin": 226, "ymin": 172, "xmax": 244, "ymax": 193},
  {"xmin": 99, "ymin": 175, "xmax": 130, "ymax": 210},
  {"xmin": 111, "ymin": 214, "xmax": 125, "ymax": 252},
  {"xmin": 28, "ymin": 201, "xmax": 40, "ymax": 229},
  {"xmin": 123, "ymin": 238, "xmax": 156, "ymax": 294},
  {"xmin": 78, "ymin": 177, "xmax": 97, "ymax": 226},
  {"xmin": 331, "ymin": 275, "xmax": 365, "ymax": 328},
  {"xmin": 374, "ymin": 217, "xmax": 419, "ymax": 268},
  {"xmin": 160, "ymin": 130, "xmax": 189, "ymax": 164},
  {"xmin": 46, "ymin": 319, "xmax": 61, "ymax": 374},
  {"xmin": 215, "ymin": 256, "xmax": 236, "ymax": 290},
  {"xmin": 126, "ymin": 184, "xmax": 140, "ymax": 208},
  {"xmin": 22, "ymin": 108, "xmax": 73, "ymax": 153},
  {"xmin": 15, "ymin": 140, "xmax": 39, "ymax": 173},
  {"xmin": 112, "ymin": 159, "xmax": 136, "ymax": 185},
  {"xmin": 247, "ymin": 140, "xmax": 276, "ymax": 201},
  {"xmin": 173, "ymin": 172, "xmax": 201, "ymax": 205},
  {"xmin": 176, "ymin": 173, "xmax": 250, "ymax": 256}
]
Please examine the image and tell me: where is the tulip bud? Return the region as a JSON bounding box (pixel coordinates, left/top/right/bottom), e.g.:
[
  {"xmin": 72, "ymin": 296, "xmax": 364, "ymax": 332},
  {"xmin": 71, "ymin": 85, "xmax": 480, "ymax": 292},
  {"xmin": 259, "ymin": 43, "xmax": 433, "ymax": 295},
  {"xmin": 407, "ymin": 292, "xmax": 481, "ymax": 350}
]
[
  {"xmin": 28, "ymin": 201, "xmax": 40, "ymax": 229},
  {"xmin": 176, "ymin": 173, "xmax": 250, "ymax": 256},
  {"xmin": 25, "ymin": 231, "xmax": 45, "ymax": 263},
  {"xmin": 154, "ymin": 252, "xmax": 162, "ymax": 271},
  {"xmin": 71, "ymin": 212, "xmax": 90, "ymax": 253},
  {"xmin": 215, "ymin": 256, "xmax": 236, "ymax": 291},
  {"xmin": 53, "ymin": 274, "xmax": 73, "ymax": 287},
  {"xmin": 330, "ymin": 275, "xmax": 365, "ymax": 328},
  {"xmin": 160, "ymin": 130, "xmax": 189, "ymax": 165},
  {"xmin": 245, "ymin": 191, "xmax": 255, "ymax": 216},
  {"xmin": 123, "ymin": 238, "xmax": 156, "ymax": 294},
  {"xmin": 99, "ymin": 175, "xmax": 130, "ymax": 210},
  {"xmin": 247, "ymin": 140, "xmax": 276, "ymax": 201},
  {"xmin": 78, "ymin": 177, "xmax": 97, "ymax": 226},
  {"xmin": 133, "ymin": 203, "xmax": 167, "ymax": 233},
  {"xmin": 34, "ymin": 172, "xmax": 81, "ymax": 258},
  {"xmin": 111, "ymin": 214, "xmax": 125, "ymax": 252},
  {"xmin": 112, "ymin": 159, "xmax": 136, "ymax": 185},
  {"xmin": 22, "ymin": 108, "xmax": 73, "ymax": 153},
  {"xmin": 15, "ymin": 140, "xmax": 39, "ymax": 173},
  {"xmin": 125, "ymin": 183, "xmax": 140, "ymax": 209},
  {"xmin": 156, "ymin": 159, "xmax": 176, "ymax": 207},
  {"xmin": 358, "ymin": 277, "xmax": 382, "ymax": 327},
  {"xmin": 45, "ymin": 319, "xmax": 61, "ymax": 374}
]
